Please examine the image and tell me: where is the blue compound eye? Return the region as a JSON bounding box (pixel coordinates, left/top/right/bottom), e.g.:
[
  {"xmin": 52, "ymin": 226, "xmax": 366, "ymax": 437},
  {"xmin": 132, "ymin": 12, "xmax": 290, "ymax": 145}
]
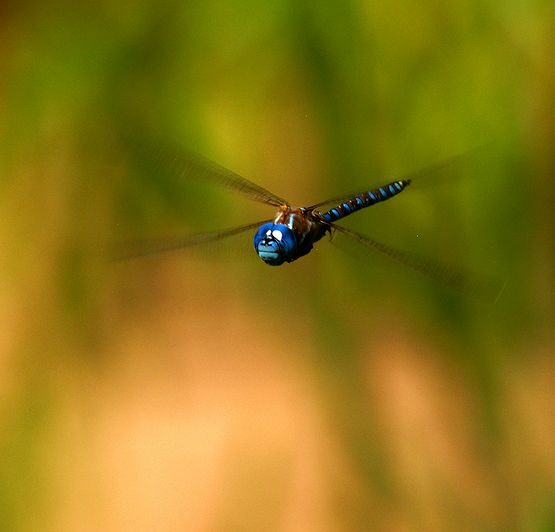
[{"xmin": 253, "ymin": 223, "xmax": 297, "ymax": 266}]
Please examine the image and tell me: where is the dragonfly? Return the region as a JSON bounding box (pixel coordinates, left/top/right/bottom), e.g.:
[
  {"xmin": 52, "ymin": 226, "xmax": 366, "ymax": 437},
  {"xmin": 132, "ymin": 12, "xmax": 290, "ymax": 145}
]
[{"xmin": 117, "ymin": 144, "xmax": 501, "ymax": 301}]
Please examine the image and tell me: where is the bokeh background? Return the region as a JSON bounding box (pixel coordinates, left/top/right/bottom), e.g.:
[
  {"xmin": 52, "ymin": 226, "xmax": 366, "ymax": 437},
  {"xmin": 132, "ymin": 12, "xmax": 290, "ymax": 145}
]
[{"xmin": 1, "ymin": 1, "xmax": 554, "ymax": 531}]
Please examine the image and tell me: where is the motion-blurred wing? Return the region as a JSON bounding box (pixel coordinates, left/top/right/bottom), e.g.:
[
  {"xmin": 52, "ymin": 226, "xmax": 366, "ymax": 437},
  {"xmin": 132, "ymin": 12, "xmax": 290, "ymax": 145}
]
[
  {"xmin": 309, "ymin": 142, "xmax": 493, "ymax": 210},
  {"xmin": 129, "ymin": 137, "xmax": 291, "ymax": 208},
  {"xmin": 332, "ymin": 223, "xmax": 504, "ymax": 302},
  {"xmin": 166, "ymin": 150, "xmax": 289, "ymax": 207},
  {"xmin": 113, "ymin": 219, "xmax": 271, "ymax": 261}
]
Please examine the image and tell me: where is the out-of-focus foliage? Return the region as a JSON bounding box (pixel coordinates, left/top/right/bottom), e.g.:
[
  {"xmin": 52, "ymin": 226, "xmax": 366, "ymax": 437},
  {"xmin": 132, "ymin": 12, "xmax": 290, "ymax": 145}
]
[{"xmin": 1, "ymin": 1, "xmax": 553, "ymax": 531}]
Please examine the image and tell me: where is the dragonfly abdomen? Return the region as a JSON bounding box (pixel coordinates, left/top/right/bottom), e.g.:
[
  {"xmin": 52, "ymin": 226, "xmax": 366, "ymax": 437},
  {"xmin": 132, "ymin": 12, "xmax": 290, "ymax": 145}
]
[{"xmin": 321, "ymin": 179, "xmax": 411, "ymax": 223}]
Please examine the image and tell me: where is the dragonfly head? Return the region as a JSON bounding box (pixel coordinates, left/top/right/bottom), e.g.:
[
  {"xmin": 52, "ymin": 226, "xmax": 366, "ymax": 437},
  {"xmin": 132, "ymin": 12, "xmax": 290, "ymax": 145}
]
[{"xmin": 253, "ymin": 223, "xmax": 297, "ymax": 266}]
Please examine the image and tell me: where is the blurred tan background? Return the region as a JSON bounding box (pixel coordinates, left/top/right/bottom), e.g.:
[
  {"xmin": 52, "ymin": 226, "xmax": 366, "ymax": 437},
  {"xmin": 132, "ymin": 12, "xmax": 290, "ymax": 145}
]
[{"xmin": 1, "ymin": 1, "xmax": 554, "ymax": 531}]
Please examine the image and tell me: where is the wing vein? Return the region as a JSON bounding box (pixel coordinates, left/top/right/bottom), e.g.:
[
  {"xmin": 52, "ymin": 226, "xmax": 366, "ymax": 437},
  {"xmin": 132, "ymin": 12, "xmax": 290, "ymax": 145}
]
[
  {"xmin": 112, "ymin": 219, "xmax": 271, "ymax": 261},
  {"xmin": 332, "ymin": 223, "xmax": 503, "ymax": 302},
  {"xmin": 310, "ymin": 142, "xmax": 493, "ymax": 210}
]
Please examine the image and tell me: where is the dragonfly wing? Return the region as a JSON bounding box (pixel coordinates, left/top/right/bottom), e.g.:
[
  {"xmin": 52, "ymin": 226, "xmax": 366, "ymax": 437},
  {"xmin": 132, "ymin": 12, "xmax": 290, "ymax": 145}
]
[
  {"xmin": 128, "ymin": 135, "xmax": 290, "ymax": 208},
  {"xmin": 112, "ymin": 219, "xmax": 271, "ymax": 261},
  {"xmin": 331, "ymin": 223, "xmax": 504, "ymax": 302},
  {"xmin": 166, "ymin": 150, "xmax": 289, "ymax": 207},
  {"xmin": 309, "ymin": 142, "xmax": 494, "ymax": 210}
]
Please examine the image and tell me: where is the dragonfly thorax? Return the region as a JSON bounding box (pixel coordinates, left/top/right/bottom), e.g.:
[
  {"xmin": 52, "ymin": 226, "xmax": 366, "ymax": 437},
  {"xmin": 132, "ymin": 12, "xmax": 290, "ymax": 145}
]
[{"xmin": 253, "ymin": 223, "xmax": 297, "ymax": 266}]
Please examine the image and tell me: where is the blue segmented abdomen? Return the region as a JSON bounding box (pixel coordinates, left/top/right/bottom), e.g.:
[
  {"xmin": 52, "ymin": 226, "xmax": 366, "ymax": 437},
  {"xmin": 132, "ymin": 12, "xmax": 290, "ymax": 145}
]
[{"xmin": 321, "ymin": 179, "xmax": 411, "ymax": 223}]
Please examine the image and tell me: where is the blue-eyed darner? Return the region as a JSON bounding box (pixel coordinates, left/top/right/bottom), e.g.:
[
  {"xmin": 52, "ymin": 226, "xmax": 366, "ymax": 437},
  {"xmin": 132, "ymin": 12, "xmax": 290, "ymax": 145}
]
[{"xmin": 118, "ymin": 144, "xmax": 502, "ymax": 301}]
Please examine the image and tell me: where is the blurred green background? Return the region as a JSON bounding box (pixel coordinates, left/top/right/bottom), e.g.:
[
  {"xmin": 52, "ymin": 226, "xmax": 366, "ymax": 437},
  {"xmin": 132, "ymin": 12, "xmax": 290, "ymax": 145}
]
[{"xmin": 1, "ymin": 1, "xmax": 554, "ymax": 531}]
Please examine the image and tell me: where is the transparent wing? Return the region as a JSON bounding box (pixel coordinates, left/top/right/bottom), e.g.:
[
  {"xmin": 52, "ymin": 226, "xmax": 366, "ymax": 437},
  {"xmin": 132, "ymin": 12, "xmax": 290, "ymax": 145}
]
[
  {"xmin": 331, "ymin": 223, "xmax": 504, "ymax": 302},
  {"xmin": 112, "ymin": 219, "xmax": 271, "ymax": 261},
  {"xmin": 166, "ymin": 150, "xmax": 289, "ymax": 208},
  {"xmin": 125, "ymin": 134, "xmax": 290, "ymax": 208},
  {"xmin": 309, "ymin": 142, "xmax": 493, "ymax": 210}
]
